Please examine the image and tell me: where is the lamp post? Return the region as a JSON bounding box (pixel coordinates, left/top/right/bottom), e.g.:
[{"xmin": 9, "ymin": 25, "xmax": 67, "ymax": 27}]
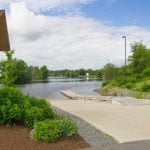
[
  {"xmin": 75, "ymin": 71, "xmax": 77, "ymax": 100},
  {"xmin": 122, "ymin": 36, "xmax": 127, "ymax": 74}
]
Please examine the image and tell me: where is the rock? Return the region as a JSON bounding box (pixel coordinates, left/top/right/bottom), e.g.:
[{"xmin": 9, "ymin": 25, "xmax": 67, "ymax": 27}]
[{"xmin": 29, "ymin": 129, "xmax": 35, "ymax": 139}]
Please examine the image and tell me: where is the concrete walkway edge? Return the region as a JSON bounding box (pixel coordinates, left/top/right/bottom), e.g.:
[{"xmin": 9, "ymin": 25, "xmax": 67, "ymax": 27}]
[{"xmin": 52, "ymin": 105, "xmax": 117, "ymax": 148}]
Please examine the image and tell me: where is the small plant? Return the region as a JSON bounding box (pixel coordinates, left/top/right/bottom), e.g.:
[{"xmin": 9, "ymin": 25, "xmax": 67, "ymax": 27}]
[
  {"xmin": 33, "ymin": 120, "xmax": 60, "ymax": 142},
  {"xmin": 24, "ymin": 96, "xmax": 55, "ymax": 119},
  {"xmin": 24, "ymin": 106, "xmax": 44, "ymax": 128},
  {"xmin": 100, "ymin": 85, "xmax": 113, "ymax": 95},
  {"xmin": 125, "ymin": 83, "xmax": 133, "ymax": 89},
  {"xmin": 27, "ymin": 96, "xmax": 49, "ymax": 108},
  {"xmin": 0, "ymin": 103, "xmax": 22, "ymax": 126},
  {"xmin": 33, "ymin": 119, "xmax": 78, "ymax": 143},
  {"xmin": 59, "ymin": 119, "xmax": 77, "ymax": 137},
  {"xmin": 112, "ymin": 91, "xmax": 118, "ymax": 96},
  {"xmin": 141, "ymin": 81, "xmax": 150, "ymax": 92},
  {"xmin": 135, "ymin": 92, "xmax": 143, "ymax": 99},
  {"xmin": 0, "ymin": 86, "xmax": 24, "ymax": 105}
]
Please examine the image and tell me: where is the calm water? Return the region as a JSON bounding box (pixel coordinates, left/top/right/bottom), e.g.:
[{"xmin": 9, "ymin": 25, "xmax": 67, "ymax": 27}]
[{"xmin": 17, "ymin": 78, "xmax": 102, "ymax": 100}]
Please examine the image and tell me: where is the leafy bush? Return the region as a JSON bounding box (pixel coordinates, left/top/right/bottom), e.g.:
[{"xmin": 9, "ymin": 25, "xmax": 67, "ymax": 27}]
[
  {"xmin": 23, "ymin": 96, "xmax": 54, "ymax": 127},
  {"xmin": 26, "ymin": 96, "xmax": 54, "ymax": 119},
  {"xmin": 102, "ymin": 80, "xmax": 111, "ymax": 87},
  {"xmin": 59, "ymin": 119, "xmax": 77, "ymax": 137},
  {"xmin": 143, "ymin": 67, "xmax": 150, "ymax": 77},
  {"xmin": 27, "ymin": 96, "xmax": 48, "ymax": 108},
  {"xmin": 0, "ymin": 103, "xmax": 22, "ymax": 125},
  {"xmin": 125, "ymin": 83, "xmax": 133, "ymax": 89},
  {"xmin": 33, "ymin": 119, "xmax": 77, "ymax": 143},
  {"xmin": 134, "ymin": 81, "xmax": 150, "ymax": 92},
  {"xmin": 0, "ymin": 86, "xmax": 24, "ymax": 125},
  {"xmin": 116, "ymin": 78, "xmax": 127, "ymax": 87},
  {"xmin": 135, "ymin": 92, "xmax": 143, "ymax": 99},
  {"xmin": 0, "ymin": 86, "xmax": 24, "ymax": 105},
  {"xmin": 33, "ymin": 120, "xmax": 60, "ymax": 142},
  {"xmin": 24, "ymin": 106, "xmax": 44, "ymax": 128},
  {"xmin": 127, "ymin": 76, "xmax": 137, "ymax": 83},
  {"xmin": 141, "ymin": 81, "xmax": 150, "ymax": 92},
  {"xmin": 100, "ymin": 85, "xmax": 113, "ymax": 95},
  {"xmin": 0, "ymin": 86, "xmax": 55, "ymax": 127}
]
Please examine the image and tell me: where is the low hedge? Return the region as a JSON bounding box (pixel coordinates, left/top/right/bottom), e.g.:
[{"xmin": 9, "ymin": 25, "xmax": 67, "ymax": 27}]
[{"xmin": 0, "ymin": 86, "xmax": 54, "ymax": 126}]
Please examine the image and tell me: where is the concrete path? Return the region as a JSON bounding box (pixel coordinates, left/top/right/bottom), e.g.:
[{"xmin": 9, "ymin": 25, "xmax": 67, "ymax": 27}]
[
  {"xmin": 50, "ymin": 100, "xmax": 150, "ymax": 143},
  {"xmin": 102, "ymin": 140, "xmax": 150, "ymax": 150},
  {"xmin": 61, "ymin": 90, "xmax": 112, "ymax": 101},
  {"xmin": 112, "ymin": 96, "xmax": 150, "ymax": 106}
]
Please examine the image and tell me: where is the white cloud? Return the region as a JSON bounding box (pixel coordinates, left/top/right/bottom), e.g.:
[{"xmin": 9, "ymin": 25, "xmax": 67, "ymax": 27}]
[
  {"xmin": 0, "ymin": 0, "xmax": 95, "ymax": 13},
  {"xmin": 1, "ymin": 2, "xmax": 150, "ymax": 70}
]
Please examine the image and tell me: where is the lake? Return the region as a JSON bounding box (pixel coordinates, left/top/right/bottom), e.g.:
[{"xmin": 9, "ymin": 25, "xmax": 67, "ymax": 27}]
[{"xmin": 18, "ymin": 78, "xmax": 102, "ymax": 100}]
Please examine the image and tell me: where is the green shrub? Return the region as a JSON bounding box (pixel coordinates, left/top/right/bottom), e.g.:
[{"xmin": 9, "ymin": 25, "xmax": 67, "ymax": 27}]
[
  {"xmin": 134, "ymin": 81, "xmax": 150, "ymax": 92},
  {"xmin": 0, "ymin": 86, "xmax": 24, "ymax": 105},
  {"xmin": 23, "ymin": 96, "xmax": 54, "ymax": 126},
  {"xmin": 33, "ymin": 120, "xmax": 60, "ymax": 142},
  {"xmin": 117, "ymin": 78, "xmax": 127, "ymax": 87},
  {"xmin": 27, "ymin": 96, "xmax": 49, "ymax": 108},
  {"xmin": 24, "ymin": 106, "xmax": 44, "ymax": 128},
  {"xmin": 33, "ymin": 119, "xmax": 77, "ymax": 143},
  {"xmin": 102, "ymin": 80, "xmax": 110, "ymax": 87},
  {"xmin": 0, "ymin": 103, "xmax": 22, "ymax": 125},
  {"xmin": 141, "ymin": 81, "xmax": 150, "ymax": 92},
  {"xmin": 143, "ymin": 67, "xmax": 150, "ymax": 77},
  {"xmin": 125, "ymin": 83, "xmax": 133, "ymax": 89},
  {"xmin": 127, "ymin": 76, "xmax": 137, "ymax": 83},
  {"xmin": 100, "ymin": 85, "xmax": 113, "ymax": 95},
  {"xmin": 0, "ymin": 86, "xmax": 55, "ymax": 127},
  {"xmin": 59, "ymin": 119, "xmax": 77, "ymax": 137},
  {"xmin": 135, "ymin": 92, "xmax": 143, "ymax": 99},
  {"xmin": 27, "ymin": 97, "xmax": 54, "ymax": 119}
]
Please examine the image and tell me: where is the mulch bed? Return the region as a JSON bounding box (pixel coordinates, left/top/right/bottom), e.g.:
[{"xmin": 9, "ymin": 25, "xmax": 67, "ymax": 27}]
[{"xmin": 0, "ymin": 125, "xmax": 90, "ymax": 150}]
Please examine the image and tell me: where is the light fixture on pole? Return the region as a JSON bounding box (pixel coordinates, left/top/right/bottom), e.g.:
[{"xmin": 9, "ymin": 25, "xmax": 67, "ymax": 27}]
[{"xmin": 122, "ymin": 36, "xmax": 127, "ymax": 74}]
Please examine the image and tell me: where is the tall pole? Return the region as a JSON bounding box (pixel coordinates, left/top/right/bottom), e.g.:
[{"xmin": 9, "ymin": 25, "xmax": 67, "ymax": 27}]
[
  {"xmin": 122, "ymin": 36, "xmax": 127, "ymax": 74},
  {"xmin": 75, "ymin": 70, "xmax": 77, "ymax": 100}
]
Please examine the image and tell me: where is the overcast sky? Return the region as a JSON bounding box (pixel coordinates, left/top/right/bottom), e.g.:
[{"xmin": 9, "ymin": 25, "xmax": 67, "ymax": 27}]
[{"xmin": 0, "ymin": 0, "xmax": 150, "ymax": 70}]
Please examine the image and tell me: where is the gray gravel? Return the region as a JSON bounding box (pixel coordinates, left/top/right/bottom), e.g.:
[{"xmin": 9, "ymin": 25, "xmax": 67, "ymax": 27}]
[{"xmin": 52, "ymin": 105, "xmax": 117, "ymax": 149}]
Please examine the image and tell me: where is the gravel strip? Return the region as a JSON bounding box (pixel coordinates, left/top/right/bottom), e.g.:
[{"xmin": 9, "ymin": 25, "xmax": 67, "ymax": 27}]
[{"xmin": 52, "ymin": 105, "xmax": 117, "ymax": 149}]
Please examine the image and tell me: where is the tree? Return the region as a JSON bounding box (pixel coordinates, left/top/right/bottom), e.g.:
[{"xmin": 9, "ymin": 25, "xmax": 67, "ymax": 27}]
[
  {"xmin": 0, "ymin": 51, "xmax": 17, "ymax": 85},
  {"xmin": 103, "ymin": 63, "xmax": 118, "ymax": 80},
  {"xmin": 40, "ymin": 66, "xmax": 49, "ymax": 79},
  {"xmin": 0, "ymin": 57, "xmax": 31, "ymax": 85},
  {"xmin": 128, "ymin": 42, "xmax": 150, "ymax": 74},
  {"xmin": 0, "ymin": 51, "xmax": 50, "ymax": 85}
]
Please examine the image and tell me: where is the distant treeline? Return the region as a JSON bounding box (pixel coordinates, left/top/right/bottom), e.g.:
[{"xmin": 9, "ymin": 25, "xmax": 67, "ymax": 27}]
[
  {"xmin": 0, "ymin": 51, "xmax": 49, "ymax": 85},
  {"xmin": 49, "ymin": 69, "xmax": 103, "ymax": 79}
]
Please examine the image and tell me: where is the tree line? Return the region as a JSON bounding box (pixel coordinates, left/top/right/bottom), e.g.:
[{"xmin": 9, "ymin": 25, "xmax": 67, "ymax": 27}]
[
  {"xmin": 49, "ymin": 69, "xmax": 103, "ymax": 79},
  {"xmin": 0, "ymin": 51, "xmax": 49, "ymax": 85}
]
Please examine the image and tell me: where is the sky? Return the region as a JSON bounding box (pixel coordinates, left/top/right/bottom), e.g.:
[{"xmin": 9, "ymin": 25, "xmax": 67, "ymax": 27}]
[{"xmin": 0, "ymin": 0, "xmax": 150, "ymax": 70}]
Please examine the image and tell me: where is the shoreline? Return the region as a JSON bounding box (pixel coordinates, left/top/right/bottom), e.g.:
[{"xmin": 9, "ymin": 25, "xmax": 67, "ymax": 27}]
[{"xmin": 96, "ymin": 87, "xmax": 150, "ymax": 100}]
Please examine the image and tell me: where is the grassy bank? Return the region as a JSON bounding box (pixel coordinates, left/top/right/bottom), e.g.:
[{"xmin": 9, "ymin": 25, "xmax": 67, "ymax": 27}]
[
  {"xmin": 100, "ymin": 84, "xmax": 150, "ymax": 99},
  {"xmin": 100, "ymin": 42, "xmax": 150, "ymax": 99}
]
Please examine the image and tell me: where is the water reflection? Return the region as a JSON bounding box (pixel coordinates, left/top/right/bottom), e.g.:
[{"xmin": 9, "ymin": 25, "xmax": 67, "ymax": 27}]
[{"xmin": 17, "ymin": 78, "xmax": 102, "ymax": 100}]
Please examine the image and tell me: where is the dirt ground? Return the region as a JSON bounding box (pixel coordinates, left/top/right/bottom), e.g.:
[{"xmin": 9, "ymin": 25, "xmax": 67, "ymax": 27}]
[{"xmin": 0, "ymin": 125, "xmax": 90, "ymax": 150}]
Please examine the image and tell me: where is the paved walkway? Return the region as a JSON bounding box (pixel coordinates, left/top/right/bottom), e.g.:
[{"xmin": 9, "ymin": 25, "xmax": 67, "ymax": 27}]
[
  {"xmin": 61, "ymin": 90, "xmax": 112, "ymax": 101},
  {"xmin": 112, "ymin": 96, "xmax": 150, "ymax": 106},
  {"xmin": 50, "ymin": 100, "xmax": 150, "ymax": 143}
]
